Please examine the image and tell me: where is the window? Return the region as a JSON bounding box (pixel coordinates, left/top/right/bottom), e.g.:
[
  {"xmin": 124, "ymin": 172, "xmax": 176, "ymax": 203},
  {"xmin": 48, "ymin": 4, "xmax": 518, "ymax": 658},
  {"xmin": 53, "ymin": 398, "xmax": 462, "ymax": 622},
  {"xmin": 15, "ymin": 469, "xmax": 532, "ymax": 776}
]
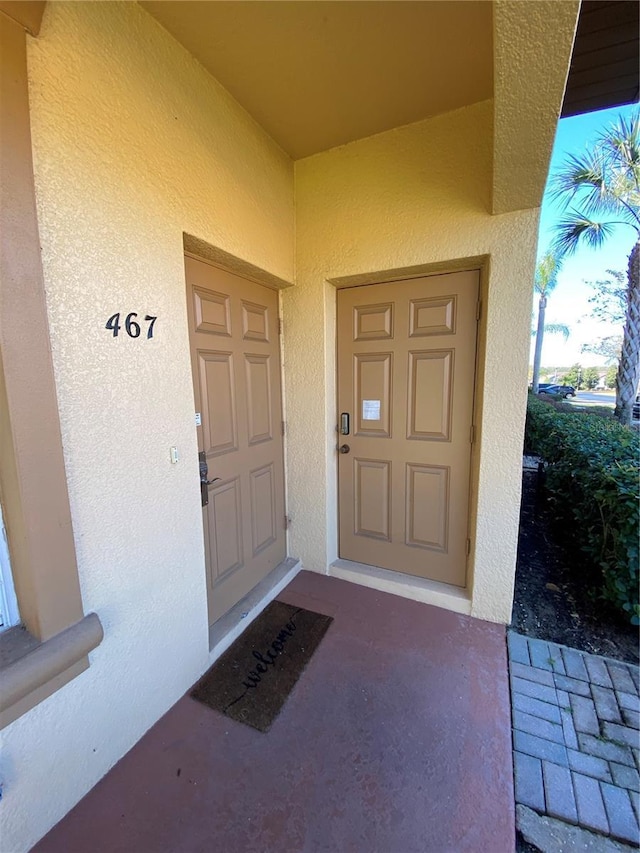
[{"xmin": 0, "ymin": 504, "xmax": 20, "ymax": 631}]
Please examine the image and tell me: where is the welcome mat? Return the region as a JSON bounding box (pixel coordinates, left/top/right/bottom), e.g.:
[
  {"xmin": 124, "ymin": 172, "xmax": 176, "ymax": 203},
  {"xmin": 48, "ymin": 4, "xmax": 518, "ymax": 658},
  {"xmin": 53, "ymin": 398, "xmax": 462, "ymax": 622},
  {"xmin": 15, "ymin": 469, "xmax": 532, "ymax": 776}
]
[{"xmin": 191, "ymin": 600, "xmax": 333, "ymax": 732}]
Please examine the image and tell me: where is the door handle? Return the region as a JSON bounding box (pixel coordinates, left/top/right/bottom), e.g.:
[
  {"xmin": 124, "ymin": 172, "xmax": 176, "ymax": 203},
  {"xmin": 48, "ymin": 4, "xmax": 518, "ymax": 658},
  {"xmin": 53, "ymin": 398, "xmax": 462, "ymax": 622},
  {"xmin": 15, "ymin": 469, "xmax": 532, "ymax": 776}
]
[
  {"xmin": 339, "ymin": 444, "xmax": 350, "ymax": 454},
  {"xmin": 198, "ymin": 451, "xmax": 221, "ymax": 507}
]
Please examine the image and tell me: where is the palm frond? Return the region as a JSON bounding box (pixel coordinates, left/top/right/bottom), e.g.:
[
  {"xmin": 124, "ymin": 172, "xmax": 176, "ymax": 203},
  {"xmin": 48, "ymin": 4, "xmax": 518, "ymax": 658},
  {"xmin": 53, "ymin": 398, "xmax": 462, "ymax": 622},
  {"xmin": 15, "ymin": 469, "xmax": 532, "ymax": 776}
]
[
  {"xmin": 552, "ymin": 214, "xmax": 616, "ymax": 256},
  {"xmin": 534, "ymin": 251, "xmax": 562, "ymax": 296},
  {"xmin": 550, "ymin": 151, "xmax": 606, "ymax": 208},
  {"xmin": 544, "ymin": 323, "xmax": 570, "ymax": 341},
  {"xmin": 550, "ymin": 110, "xmax": 640, "ymax": 238},
  {"xmin": 600, "ymin": 113, "xmax": 640, "ymax": 180}
]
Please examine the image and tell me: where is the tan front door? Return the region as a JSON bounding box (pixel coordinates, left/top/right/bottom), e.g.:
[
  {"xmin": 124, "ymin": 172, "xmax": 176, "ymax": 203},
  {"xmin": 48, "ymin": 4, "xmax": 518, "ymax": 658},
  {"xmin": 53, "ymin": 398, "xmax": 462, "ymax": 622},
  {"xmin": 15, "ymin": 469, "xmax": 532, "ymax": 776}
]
[
  {"xmin": 337, "ymin": 270, "xmax": 479, "ymax": 587},
  {"xmin": 185, "ymin": 256, "xmax": 286, "ymax": 625}
]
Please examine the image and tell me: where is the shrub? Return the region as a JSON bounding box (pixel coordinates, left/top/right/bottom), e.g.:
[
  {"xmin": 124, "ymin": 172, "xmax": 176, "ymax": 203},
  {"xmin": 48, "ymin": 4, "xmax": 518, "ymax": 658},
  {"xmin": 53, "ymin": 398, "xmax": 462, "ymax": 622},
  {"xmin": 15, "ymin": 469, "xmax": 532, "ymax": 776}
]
[{"xmin": 525, "ymin": 393, "xmax": 640, "ymax": 624}]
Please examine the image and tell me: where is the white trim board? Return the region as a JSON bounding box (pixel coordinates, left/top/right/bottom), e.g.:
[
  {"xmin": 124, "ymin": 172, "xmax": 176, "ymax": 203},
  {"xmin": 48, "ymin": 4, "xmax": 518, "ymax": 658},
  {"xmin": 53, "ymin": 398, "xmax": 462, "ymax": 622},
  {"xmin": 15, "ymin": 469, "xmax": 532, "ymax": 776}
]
[
  {"xmin": 207, "ymin": 557, "xmax": 302, "ymax": 666},
  {"xmin": 328, "ymin": 559, "xmax": 471, "ymax": 616}
]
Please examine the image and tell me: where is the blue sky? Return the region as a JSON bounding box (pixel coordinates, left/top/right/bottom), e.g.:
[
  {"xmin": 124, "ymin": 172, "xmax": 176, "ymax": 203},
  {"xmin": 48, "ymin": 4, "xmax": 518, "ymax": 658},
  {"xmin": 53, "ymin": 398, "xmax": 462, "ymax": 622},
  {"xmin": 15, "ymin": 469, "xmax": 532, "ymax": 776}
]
[{"xmin": 531, "ymin": 103, "xmax": 638, "ymax": 370}]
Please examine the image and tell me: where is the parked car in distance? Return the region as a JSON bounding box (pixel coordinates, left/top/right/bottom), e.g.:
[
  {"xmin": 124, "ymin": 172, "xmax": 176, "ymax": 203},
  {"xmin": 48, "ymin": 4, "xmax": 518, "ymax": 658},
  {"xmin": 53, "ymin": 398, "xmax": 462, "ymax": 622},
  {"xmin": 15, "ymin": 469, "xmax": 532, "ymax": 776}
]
[{"xmin": 538, "ymin": 384, "xmax": 576, "ymax": 399}]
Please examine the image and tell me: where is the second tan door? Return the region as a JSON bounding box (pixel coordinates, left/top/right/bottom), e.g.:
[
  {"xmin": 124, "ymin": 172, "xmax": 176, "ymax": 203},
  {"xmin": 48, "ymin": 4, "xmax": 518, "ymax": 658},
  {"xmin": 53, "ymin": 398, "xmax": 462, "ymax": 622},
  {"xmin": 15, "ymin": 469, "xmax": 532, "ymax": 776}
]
[
  {"xmin": 337, "ymin": 271, "xmax": 479, "ymax": 587},
  {"xmin": 185, "ymin": 256, "xmax": 286, "ymax": 625}
]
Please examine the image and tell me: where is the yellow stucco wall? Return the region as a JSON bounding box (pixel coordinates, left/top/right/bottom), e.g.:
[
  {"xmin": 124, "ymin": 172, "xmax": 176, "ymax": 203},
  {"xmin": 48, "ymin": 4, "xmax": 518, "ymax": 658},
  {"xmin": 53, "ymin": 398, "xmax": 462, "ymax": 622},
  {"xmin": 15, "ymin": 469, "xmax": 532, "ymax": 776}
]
[
  {"xmin": 493, "ymin": 0, "xmax": 580, "ymax": 214},
  {"xmin": 1, "ymin": 1, "xmax": 574, "ymax": 847},
  {"xmin": 287, "ymin": 100, "xmax": 540, "ymax": 623},
  {"xmin": 1, "ymin": 2, "xmax": 294, "ymax": 849}
]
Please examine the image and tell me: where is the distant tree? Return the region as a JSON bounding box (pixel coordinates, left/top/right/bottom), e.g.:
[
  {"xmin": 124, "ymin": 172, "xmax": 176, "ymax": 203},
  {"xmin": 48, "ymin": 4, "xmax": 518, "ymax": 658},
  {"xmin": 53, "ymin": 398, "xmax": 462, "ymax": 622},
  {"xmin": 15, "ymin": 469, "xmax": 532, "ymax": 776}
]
[
  {"xmin": 551, "ymin": 111, "xmax": 639, "ymax": 425},
  {"xmin": 586, "ymin": 269, "xmax": 627, "ymax": 324},
  {"xmin": 564, "ymin": 363, "xmax": 583, "ymax": 389},
  {"xmin": 582, "ymin": 269, "xmax": 626, "ymax": 367},
  {"xmin": 531, "ymin": 253, "xmax": 569, "ymax": 393},
  {"xmin": 605, "ymin": 365, "xmax": 618, "ymax": 388},
  {"xmin": 581, "ymin": 335, "xmax": 622, "ymax": 365},
  {"xmin": 583, "ymin": 366, "xmax": 600, "ymax": 390}
]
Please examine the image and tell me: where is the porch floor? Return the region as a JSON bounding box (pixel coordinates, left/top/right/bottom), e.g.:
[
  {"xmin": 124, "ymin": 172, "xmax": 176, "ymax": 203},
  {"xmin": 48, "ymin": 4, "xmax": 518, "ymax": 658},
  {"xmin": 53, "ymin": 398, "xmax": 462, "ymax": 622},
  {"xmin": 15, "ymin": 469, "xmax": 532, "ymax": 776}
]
[{"xmin": 35, "ymin": 571, "xmax": 514, "ymax": 853}]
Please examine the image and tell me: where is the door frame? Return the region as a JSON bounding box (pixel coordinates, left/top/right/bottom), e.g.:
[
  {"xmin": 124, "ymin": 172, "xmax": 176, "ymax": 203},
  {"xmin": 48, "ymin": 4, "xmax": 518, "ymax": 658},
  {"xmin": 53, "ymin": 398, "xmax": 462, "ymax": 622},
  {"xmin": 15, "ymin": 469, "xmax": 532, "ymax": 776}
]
[
  {"xmin": 182, "ymin": 240, "xmax": 293, "ymax": 629},
  {"xmin": 329, "ymin": 256, "xmax": 490, "ymax": 597}
]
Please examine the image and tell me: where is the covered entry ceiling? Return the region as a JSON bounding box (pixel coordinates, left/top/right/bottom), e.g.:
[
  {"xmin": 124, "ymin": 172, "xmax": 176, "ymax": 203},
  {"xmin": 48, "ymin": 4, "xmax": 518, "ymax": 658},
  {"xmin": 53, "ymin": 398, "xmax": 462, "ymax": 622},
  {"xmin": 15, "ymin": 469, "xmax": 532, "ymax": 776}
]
[
  {"xmin": 561, "ymin": 0, "xmax": 639, "ymax": 118},
  {"xmin": 141, "ymin": 0, "xmax": 493, "ymax": 159}
]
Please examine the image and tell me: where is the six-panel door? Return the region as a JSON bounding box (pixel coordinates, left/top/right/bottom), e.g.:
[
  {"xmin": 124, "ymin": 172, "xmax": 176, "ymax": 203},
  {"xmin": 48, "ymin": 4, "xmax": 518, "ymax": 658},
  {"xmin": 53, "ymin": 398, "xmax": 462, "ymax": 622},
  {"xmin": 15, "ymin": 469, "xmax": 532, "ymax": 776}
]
[
  {"xmin": 185, "ymin": 256, "xmax": 286, "ymax": 625},
  {"xmin": 337, "ymin": 271, "xmax": 479, "ymax": 586}
]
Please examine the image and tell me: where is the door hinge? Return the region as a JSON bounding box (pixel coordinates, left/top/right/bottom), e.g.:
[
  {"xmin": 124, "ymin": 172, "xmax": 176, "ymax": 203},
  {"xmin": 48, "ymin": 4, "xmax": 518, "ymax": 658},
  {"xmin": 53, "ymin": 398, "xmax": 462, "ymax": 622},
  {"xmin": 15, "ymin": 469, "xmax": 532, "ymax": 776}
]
[
  {"xmin": 281, "ymin": 420, "xmax": 286, "ymax": 437},
  {"xmin": 466, "ymin": 538, "xmax": 471, "ymax": 557},
  {"xmin": 284, "ymin": 514, "xmax": 291, "ymax": 530},
  {"xmin": 470, "ymin": 424, "xmax": 476, "ymax": 444},
  {"xmin": 278, "ymin": 317, "xmax": 283, "ymax": 335},
  {"xmin": 476, "ymin": 300, "xmax": 482, "ymax": 321}
]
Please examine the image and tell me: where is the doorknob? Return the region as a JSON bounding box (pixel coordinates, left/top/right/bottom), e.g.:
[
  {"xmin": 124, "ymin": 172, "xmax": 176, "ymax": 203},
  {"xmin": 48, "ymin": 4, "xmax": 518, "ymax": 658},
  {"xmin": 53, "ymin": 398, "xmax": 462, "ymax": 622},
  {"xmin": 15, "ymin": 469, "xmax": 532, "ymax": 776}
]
[{"xmin": 339, "ymin": 444, "xmax": 350, "ymax": 454}]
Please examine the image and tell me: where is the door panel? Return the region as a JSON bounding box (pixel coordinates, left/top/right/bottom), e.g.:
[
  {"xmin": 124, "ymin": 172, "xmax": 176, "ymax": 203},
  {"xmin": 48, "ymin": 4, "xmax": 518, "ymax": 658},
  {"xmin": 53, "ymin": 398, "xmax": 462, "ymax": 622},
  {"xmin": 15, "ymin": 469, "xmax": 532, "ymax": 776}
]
[
  {"xmin": 200, "ymin": 352, "xmax": 238, "ymax": 454},
  {"xmin": 245, "ymin": 354, "xmax": 272, "ymax": 444},
  {"xmin": 355, "ymin": 458, "xmax": 391, "ymax": 540},
  {"xmin": 193, "ymin": 287, "xmax": 232, "ymax": 335},
  {"xmin": 407, "ymin": 349, "xmax": 453, "ymax": 440},
  {"xmin": 355, "ymin": 353, "xmax": 392, "ymax": 437},
  {"xmin": 211, "ymin": 479, "xmax": 243, "ymax": 579},
  {"xmin": 337, "ymin": 271, "xmax": 479, "ymax": 587},
  {"xmin": 405, "ymin": 464, "xmax": 449, "ymax": 551},
  {"xmin": 409, "ymin": 295, "xmax": 456, "ymax": 336},
  {"xmin": 354, "ymin": 303, "xmax": 394, "ymax": 340},
  {"xmin": 242, "ymin": 301, "xmax": 269, "ymax": 341},
  {"xmin": 186, "ymin": 256, "xmax": 286, "ymax": 625},
  {"xmin": 250, "ymin": 463, "xmax": 277, "ymax": 554}
]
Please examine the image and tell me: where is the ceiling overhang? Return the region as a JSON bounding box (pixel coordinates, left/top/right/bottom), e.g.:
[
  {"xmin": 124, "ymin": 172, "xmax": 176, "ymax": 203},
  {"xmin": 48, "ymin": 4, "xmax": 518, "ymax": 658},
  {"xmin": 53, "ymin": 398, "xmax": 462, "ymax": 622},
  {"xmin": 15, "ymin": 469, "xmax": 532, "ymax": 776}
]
[
  {"xmin": 141, "ymin": 1, "xmax": 583, "ymax": 216},
  {"xmin": 0, "ymin": 1, "xmax": 45, "ymax": 35},
  {"xmin": 562, "ymin": 0, "xmax": 639, "ymax": 119},
  {"xmin": 141, "ymin": 0, "xmax": 493, "ymax": 160}
]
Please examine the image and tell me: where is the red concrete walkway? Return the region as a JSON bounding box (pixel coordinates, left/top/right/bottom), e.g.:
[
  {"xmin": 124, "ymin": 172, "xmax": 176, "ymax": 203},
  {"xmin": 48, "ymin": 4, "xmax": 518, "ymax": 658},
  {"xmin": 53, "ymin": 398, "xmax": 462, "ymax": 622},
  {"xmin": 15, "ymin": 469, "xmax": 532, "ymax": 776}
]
[{"xmin": 35, "ymin": 572, "xmax": 514, "ymax": 853}]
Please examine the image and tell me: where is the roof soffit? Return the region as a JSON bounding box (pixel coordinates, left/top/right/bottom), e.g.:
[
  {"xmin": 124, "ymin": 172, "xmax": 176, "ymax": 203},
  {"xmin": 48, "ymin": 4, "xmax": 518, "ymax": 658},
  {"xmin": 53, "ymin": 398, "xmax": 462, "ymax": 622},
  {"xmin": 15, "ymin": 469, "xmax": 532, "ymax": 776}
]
[{"xmin": 141, "ymin": 0, "xmax": 493, "ymax": 160}]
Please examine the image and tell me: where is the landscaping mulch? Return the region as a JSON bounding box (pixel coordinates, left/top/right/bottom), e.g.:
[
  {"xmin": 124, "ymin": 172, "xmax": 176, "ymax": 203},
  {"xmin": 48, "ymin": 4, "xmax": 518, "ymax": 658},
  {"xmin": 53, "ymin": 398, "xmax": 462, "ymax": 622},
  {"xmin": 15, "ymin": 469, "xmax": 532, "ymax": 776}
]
[{"xmin": 510, "ymin": 469, "xmax": 638, "ymax": 667}]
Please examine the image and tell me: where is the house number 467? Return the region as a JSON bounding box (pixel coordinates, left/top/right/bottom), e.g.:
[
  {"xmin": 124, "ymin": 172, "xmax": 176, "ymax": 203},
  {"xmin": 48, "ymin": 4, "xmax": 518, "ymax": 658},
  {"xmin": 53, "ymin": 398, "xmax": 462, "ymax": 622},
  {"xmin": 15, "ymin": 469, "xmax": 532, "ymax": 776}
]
[{"xmin": 105, "ymin": 312, "xmax": 157, "ymax": 339}]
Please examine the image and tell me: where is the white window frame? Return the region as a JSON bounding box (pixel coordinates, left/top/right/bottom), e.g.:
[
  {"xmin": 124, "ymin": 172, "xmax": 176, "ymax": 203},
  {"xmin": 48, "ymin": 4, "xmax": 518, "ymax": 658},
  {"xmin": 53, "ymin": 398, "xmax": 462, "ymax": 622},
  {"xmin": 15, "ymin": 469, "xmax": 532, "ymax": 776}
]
[{"xmin": 0, "ymin": 504, "xmax": 20, "ymax": 631}]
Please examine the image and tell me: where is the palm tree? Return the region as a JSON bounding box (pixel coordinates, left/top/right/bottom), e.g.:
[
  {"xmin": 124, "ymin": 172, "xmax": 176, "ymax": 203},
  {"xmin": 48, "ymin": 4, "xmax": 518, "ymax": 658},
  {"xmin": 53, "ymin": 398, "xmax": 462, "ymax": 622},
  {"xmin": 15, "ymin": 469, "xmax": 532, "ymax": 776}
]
[
  {"xmin": 531, "ymin": 252, "xmax": 568, "ymax": 393},
  {"xmin": 551, "ymin": 111, "xmax": 639, "ymax": 424}
]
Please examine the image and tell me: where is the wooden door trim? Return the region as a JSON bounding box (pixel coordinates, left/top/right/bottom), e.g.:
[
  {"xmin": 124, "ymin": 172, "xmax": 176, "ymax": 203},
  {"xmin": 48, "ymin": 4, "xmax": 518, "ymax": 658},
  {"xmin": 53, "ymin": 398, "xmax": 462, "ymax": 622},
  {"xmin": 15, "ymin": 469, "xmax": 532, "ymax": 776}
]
[
  {"xmin": 328, "ymin": 255, "xmax": 489, "ymax": 290},
  {"xmin": 183, "ymin": 234, "xmax": 294, "ymax": 292}
]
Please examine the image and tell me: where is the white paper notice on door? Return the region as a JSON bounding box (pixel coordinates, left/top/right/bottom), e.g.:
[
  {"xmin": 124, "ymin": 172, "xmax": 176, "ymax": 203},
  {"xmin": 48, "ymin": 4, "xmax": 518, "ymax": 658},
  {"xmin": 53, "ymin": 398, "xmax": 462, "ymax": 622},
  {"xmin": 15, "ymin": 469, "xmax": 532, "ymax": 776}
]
[{"xmin": 362, "ymin": 399, "xmax": 381, "ymax": 421}]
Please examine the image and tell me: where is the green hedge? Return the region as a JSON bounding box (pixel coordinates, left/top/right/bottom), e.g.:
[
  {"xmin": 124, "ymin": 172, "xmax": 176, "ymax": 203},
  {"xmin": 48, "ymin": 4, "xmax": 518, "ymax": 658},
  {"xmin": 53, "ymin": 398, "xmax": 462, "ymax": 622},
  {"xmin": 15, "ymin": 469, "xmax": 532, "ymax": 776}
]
[{"xmin": 525, "ymin": 393, "xmax": 640, "ymax": 624}]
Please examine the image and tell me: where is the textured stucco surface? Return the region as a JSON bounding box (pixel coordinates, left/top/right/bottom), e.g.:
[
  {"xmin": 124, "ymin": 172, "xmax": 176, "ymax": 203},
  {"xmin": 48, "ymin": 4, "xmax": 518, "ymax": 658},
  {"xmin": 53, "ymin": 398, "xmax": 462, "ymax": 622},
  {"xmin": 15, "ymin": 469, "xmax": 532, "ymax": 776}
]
[
  {"xmin": 1, "ymin": 0, "xmax": 579, "ymax": 847},
  {"xmin": 286, "ymin": 100, "xmax": 540, "ymax": 626},
  {"xmin": 1, "ymin": 3, "xmax": 294, "ymax": 850},
  {"xmin": 493, "ymin": 0, "xmax": 579, "ymax": 214}
]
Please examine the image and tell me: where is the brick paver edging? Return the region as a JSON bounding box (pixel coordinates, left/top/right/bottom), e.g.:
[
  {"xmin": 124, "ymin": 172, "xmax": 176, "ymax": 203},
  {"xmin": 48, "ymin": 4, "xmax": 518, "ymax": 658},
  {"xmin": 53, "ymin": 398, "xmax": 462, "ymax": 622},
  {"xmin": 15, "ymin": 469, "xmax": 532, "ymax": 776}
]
[{"xmin": 508, "ymin": 631, "xmax": 640, "ymax": 847}]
